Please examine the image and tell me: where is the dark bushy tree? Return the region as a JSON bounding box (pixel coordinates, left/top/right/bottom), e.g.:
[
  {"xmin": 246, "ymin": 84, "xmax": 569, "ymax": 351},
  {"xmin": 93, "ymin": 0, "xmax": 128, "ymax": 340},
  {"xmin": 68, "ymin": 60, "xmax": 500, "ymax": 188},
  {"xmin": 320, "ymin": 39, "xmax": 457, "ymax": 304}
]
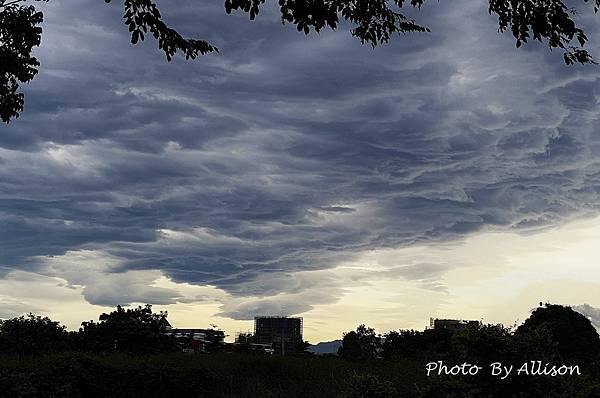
[
  {"xmin": 0, "ymin": 313, "xmax": 69, "ymax": 356},
  {"xmin": 338, "ymin": 324, "xmax": 381, "ymax": 361},
  {"xmin": 515, "ymin": 303, "xmax": 600, "ymax": 363},
  {"xmin": 450, "ymin": 323, "xmax": 513, "ymax": 363},
  {"xmin": 79, "ymin": 304, "xmax": 177, "ymax": 354},
  {"xmin": 381, "ymin": 328, "xmax": 448, "ymax": 360},
  {"xmin": 2, "ymin": 0, "xmax": 600, "ymax": 122}
]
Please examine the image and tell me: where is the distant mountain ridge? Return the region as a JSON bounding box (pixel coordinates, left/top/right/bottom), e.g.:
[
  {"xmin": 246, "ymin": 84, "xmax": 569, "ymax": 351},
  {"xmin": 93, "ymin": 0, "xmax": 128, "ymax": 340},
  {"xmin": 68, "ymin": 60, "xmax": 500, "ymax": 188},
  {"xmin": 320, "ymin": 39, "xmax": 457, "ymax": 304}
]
[{"xmin": 307, "ymin": 340, "xmax": 342, "ymax": 355}]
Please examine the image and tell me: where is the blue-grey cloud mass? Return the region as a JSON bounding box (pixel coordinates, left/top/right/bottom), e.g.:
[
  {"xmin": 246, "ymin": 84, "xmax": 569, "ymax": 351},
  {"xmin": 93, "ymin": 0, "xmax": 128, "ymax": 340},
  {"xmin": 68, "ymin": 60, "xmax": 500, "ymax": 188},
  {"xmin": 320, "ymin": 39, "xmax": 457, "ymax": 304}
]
[{"xmin": 2, "ymin": 0, "xmax": 600, "ymax": 319}]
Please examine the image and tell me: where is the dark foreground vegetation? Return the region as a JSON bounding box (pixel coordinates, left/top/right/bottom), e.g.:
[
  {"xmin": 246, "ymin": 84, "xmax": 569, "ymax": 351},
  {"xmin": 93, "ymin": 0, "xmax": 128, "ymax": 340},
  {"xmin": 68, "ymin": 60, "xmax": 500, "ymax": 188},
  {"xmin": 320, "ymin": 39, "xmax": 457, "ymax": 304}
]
[{"xmin": 0, "ymin": 304, "xmax": 599, "ymax": 397}]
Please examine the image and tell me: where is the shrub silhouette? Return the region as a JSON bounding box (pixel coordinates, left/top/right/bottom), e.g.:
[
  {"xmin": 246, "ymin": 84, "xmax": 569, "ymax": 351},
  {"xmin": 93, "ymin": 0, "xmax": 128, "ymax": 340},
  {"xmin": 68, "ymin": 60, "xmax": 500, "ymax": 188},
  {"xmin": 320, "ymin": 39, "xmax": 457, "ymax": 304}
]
[
  {"xmin": 515, "ymin": 303, "xmax": 600, "ymax": 363},
  {"xmin": 338, "ymin": 325, "xmax": 381, "ymax": 361},
  {"xmin": 0, "ymin": 313, "xmax": 69, "ymax": 356},
  {"xmin": 79, "ymin": 304, "xmax": 178, "ymax": 354}
]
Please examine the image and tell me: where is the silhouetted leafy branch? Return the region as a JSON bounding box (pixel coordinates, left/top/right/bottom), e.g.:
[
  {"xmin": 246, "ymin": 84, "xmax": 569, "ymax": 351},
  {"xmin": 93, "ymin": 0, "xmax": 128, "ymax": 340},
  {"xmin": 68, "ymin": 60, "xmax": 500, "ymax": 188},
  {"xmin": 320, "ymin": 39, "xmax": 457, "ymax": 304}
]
[
  {"xmin": 489, "ymin": 0, "xmax": 600, "ymax": 64},
  {"xmin": 0, "ymin": 0, "xmax": 47, "ymax": 123},
  {"xmin": 1, "ymin": 0, "xmax": 600, "ymax": 123},
  {"xmin": 104, "ymin": 0, "xmax": 217, "ymax": 62},
  {"xmin": 224, "ymin": 0, "xmax": 429, "ymax": 45}
]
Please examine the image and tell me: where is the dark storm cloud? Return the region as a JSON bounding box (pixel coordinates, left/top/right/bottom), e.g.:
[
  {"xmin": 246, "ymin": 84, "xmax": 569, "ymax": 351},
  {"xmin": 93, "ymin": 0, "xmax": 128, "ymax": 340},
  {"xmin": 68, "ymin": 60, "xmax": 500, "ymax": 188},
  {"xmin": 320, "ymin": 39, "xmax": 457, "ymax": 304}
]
[{"xmin": 2, "ymin": 0, "xmax": 600, "ymax": 315}]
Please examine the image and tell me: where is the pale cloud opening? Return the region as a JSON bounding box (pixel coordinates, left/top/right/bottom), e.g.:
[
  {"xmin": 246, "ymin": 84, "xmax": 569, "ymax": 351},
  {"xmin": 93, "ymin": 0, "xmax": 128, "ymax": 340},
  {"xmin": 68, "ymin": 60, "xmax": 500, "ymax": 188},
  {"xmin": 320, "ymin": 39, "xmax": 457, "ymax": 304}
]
[{"xmin": 2, "ymin": 216, "xmax": 599, "ymax": 342}]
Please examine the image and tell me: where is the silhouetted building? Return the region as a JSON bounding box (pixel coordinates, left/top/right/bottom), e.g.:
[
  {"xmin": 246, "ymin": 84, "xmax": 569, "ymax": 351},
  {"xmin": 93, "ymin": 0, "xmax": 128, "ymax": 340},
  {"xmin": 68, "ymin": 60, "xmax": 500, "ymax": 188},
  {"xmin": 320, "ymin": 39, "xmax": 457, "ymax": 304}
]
[
  {"xmin": 235, "ymin": 332, "xmax": 254, "ymax": 345},
  {"xmin": 233, "ymin": 332, "xmax": 275, "ymax": 354},
  {"xmin": 166, "ymin": 328, "xmax": 225, "ymax": 353},
  {"xmin": 254, "ymin": 316, "xmax": 303, "ymax": 355},
  {"xmin": 430, "ymin": 318, "xmax": 480, "ymax": 332}
]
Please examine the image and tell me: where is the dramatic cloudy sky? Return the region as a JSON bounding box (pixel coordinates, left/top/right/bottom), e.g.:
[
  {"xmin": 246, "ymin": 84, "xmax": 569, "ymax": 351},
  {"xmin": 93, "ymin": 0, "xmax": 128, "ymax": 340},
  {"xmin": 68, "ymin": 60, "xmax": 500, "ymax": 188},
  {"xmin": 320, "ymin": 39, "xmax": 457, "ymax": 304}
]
[{"xmin": 2, "ymin": 0, "xmax": 600, "ymax": 342}]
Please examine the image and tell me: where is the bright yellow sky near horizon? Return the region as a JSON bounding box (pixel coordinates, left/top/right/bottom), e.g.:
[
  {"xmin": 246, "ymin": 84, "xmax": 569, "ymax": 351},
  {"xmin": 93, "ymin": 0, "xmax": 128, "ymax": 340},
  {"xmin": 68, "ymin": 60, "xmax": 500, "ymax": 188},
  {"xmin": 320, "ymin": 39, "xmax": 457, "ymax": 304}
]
[{"xmin": 1, "ymin": 215, "xmax": 600, "ymax": 343}]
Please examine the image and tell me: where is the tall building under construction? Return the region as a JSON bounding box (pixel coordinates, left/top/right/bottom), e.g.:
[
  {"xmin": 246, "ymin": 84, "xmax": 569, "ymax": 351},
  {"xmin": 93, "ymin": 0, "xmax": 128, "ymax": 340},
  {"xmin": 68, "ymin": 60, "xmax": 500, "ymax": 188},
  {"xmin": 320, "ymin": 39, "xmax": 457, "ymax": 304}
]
[{"xmin": 254, "ymin": 316, "xmax": 303, "ymax": 355}]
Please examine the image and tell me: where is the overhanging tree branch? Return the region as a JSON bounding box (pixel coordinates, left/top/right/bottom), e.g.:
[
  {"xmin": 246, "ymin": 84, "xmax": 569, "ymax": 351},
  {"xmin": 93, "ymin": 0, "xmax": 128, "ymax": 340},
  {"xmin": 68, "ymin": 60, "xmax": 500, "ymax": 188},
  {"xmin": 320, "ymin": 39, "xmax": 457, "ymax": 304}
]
[
  {"xmin": 104, "ymin": 0, "xmax": 218, "ymax": 62},
  {"xmin": 1, "ymin": 0, "xmax": 599, "ymax": 123}
]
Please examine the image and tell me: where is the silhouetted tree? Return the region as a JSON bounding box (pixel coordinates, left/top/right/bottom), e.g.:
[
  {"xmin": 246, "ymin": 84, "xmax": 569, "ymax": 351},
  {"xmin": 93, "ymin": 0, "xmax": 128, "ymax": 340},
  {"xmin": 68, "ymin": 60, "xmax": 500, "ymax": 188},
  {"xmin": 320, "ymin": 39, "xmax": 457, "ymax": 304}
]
[
  {"xmin": 381, "ymin": 327, "xmax": 457, "ymax": 361},
  {"xmin": 0, "ymin": 0, "xmax": 46, "ymax": 123},
  {"xmin": 0, "ymin": 313, "xmax": 69, "ymax": 356},
  {"xmin": 292, "ymin": 340, "xmax": 312, "ymax": 355},
  {"xmin": 2, "ymin": 0, "xmax": 600, "ymax": 122},
  {"xmin": 450, "ymin": 323, "xmax": 513, "ymax": 363},
  {"xmin": 79, "ymin": 304, "xmax": 177, "ymax": 354},
  {"xmin": 515, "ymin": 303, "xmax": 600, "ymax": 363},
  {"xmin": 338, "ymin": 324, "xmax": 381, "ymax": 361}
]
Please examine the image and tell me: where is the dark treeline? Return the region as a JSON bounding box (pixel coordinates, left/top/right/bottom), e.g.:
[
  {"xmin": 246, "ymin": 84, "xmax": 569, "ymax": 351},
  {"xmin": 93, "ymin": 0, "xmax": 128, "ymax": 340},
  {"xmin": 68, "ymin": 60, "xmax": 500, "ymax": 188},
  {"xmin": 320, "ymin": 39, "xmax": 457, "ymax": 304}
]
[
  {"xmin": 0, "ymin": 305, "xmax": 179, "ymax": 356},
  {"xmin": 336, "ymin": 304, "xmax": 600, "ymax": 397},
  {"xmin": 0, "ymin": 303, "xmax": 599, "ymax": 397}
]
